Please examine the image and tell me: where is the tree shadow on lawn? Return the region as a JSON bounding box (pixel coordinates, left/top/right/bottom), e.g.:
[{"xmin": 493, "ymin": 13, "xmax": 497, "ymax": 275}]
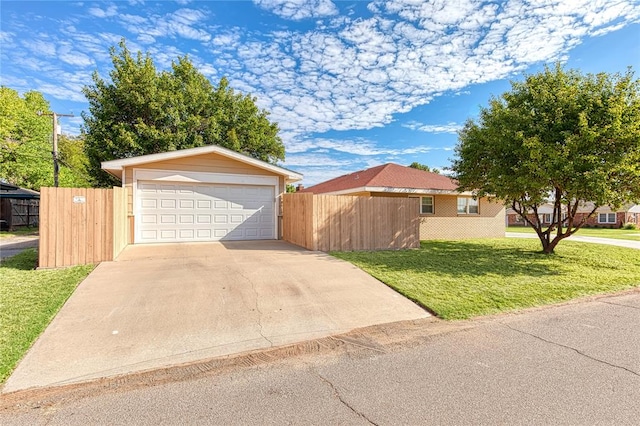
[
  {"xmin": 343, "ymin": 240, "xmax": 559, "ymax": 279},
  {"xmin": 0, "ymin": 249, "xmax": 38, "ymax": 271}
]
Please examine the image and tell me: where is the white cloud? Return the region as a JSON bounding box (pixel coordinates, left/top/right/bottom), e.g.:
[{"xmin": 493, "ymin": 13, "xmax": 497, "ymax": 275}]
[
  {"xmin": 403, "ymin": 121, "xmax": 462, "ymax": 134},
  {"xmin": 220, "ymin": 0, "xmax": 640, "ymax": 142},
  {"xmin": 88, "ymin": 5, "xmax": 118, "ymax": 18},
  {"xmin": 117, "ymin": 8, "xmax": 212, "ymax": 43},
  {"xmin": 254, "ymin": 0, "xmax": 339, "ymax": 20},
  {"xmin": 286, "ymin": 137, "xmax": 436, "ymax": 156},
  {"xmin": 0, "ymin": 31, "xmax": 14, "ymax": 44},
  {"xmin": 2, "ymin": 0, "xmax": 639, "ymax": 171},
  {"xmin": 58, "ymin": 44, "xmax": 95, "ymax": 68}
]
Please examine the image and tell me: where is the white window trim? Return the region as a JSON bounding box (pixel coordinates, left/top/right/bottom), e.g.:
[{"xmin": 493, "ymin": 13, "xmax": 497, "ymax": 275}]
[
  {"xmin": 420, "ymin": 196, "xmax": 434, "ymax": 215},
  {"xmin": 538, "ymin": 213, "xmax": 552, "ymax": 224},
  {"xmin": 457, "ymin": 197, "xmax": 479, "ymax": 215},
  {"xmin": 598, "ymin": 212, "xmax": 616, "ymax": 224},
  {"xmin": 132, "ymin": 168, "xmax": 278, "ymax": 244}
]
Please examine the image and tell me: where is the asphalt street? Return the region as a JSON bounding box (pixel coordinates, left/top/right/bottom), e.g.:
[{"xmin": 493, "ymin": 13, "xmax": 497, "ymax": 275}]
[
  {"xmin": 0, "ymin": 236, "xmax": 39, "ymax": 260},
  {"xmin": 2, "ymin": 290, "xmax": 639, "ymax": 425}
]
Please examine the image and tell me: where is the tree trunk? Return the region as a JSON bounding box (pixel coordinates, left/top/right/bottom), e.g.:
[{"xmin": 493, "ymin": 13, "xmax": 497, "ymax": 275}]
[{"xmin": 539, "ymin": 235, "xmax": 562, "ymax": 254}]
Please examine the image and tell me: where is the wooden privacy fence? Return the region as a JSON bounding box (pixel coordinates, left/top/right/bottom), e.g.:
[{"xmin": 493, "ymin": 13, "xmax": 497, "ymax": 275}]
[
  {"xmin": 39, "ymin": 187, "xmax": 128, "ymax": 268},
  {"xmin": 283, "ymin": 193, "xmax": 420, "ymax": 251}
]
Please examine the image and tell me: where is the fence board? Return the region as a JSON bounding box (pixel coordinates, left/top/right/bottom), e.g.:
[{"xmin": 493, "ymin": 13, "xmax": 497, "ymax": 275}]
[
  {"xmin": 113, "ymin": 187, "xmax": 128, "ymax": 259},
  {"xmin": 38, "ymin": 187, "xmax": 129, "ymax": 268},
  {"xmin": 78, "ymin": 188, "xmax": 87, "ymax": 266},
  {"xmin": 283, "ymin": 193, "xmax": 419, "ymax": 252}
]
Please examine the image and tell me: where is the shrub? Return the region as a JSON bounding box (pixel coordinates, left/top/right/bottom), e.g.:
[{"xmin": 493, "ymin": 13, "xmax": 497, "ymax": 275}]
[{"xmin": 623, "ymin": 222, "xmax": 638, "ymax": 230}]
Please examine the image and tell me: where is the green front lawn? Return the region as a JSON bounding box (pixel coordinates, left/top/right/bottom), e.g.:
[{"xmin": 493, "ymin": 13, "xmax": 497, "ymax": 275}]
[
  {"xmin": 507, "ymin": 226, "xmax": 640, "ymax": 241},
  {"xmin": 0, "ymin": 249, "xmax": 94, "ymax": 383},
  {"xmin": 333, "ymin": 239, "xmax": 640, "ymax": 320}
]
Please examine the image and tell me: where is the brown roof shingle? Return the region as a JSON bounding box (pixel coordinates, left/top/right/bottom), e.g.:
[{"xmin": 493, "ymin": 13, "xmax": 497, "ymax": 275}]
[{"xmin": 301, "ymin": 163, "xmax": 458, "ymax": 193}]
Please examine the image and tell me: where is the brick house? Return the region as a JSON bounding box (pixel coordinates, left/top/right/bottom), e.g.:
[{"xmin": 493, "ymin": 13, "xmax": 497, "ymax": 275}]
[
  {"xmin": 300, "ymin": 163, "xmax": 505, "ymax": 240},
  {"xmin": 506, "ymin": 202, "xmax": 640, "ymax": 228}
]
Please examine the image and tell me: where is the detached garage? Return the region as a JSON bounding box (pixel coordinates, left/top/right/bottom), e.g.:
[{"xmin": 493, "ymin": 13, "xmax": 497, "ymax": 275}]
[{"xmin": 101, "ymin": 145, "xmax": 302, "ymax": 244}]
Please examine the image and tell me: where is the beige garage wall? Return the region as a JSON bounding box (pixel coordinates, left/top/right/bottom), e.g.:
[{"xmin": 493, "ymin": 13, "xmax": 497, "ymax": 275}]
[{"xmin": 121, "ymin": 152, "xmax": 287, "ymax": 243}]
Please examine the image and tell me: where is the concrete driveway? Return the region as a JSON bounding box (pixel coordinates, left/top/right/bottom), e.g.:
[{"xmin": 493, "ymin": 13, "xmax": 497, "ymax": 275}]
[{"xmin": 4, "ymin": 241, "xmax": 428, "ymax": 392}]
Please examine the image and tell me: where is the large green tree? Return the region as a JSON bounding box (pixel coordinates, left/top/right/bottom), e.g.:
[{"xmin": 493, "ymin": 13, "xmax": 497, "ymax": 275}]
[
  {"xmin": 58, "ymin": 135, "xmax": 92, "ymax": 187},
  {"xmin": 408, "ymin": 162, "xmax": 440, "ymax": 174},
  {"xmin": 82, "ymin": 41, "xmax": 285, "ymax": 186},
  {"xmin": 453, "ymin": 64, "xmax": 640, "ymax": 254},
  {"xmin": 0, "ymin": 87, "xmax": 89, "ymax": 189}
]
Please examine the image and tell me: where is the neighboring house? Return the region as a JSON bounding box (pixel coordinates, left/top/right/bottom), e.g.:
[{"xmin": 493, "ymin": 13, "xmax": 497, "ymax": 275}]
[
  {"xmin": 299, "ymin": 163, "xmax": 505, "ymax": 240},
  {"xmin": 0, "ymin": 182, "xmax": 40, "ymax": 231},
  {"xmin": 101, "ymin": 145, "xmax": 302, "ymax": 244},
  {"xmin": 506, "ymin": 202, "xmax": 640, "ymax": 228}
]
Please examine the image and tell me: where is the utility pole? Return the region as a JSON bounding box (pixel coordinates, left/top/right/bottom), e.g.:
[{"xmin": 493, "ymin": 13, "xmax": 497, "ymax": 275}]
[{"xmin": 37, "ymin": 111, "xmax": 74, "ymax": 187}]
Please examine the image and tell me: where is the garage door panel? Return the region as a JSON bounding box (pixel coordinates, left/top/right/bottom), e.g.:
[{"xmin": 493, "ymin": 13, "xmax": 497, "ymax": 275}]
[
  {"xmin": 197, "ymin": 215, "xmax": 212, "ymax": 224},
  {"xmin": 260, "ymin": 228, "xmax": 274, "ymax": 237},
  {"xmin": 141, "ymin": 215, "xmax": 157, "ymax": 224},
  {"xmin": 245, "ymin": 215, "xmax": 258, "ymax": 223},
  {"xmin": 179, "ymin": 215, "xmax": 194, "ymax": 224},
  {"xmin": 141, "ymin": 230, "xmax": 157, "ymax": 240},
  {"xmin": 141, "ymin": 199, "xmax": 157, "ymax": 208},
  {"xmin": 160, "ymin": 215, "xmax": 176, "ymax": 224},
  {"xmin": 137, "ymin": 181, "xmax": 275, "ymax": 243},
  {"xmin": 179, "ymin": 230, "xmax": 194, "ymax": 238}
]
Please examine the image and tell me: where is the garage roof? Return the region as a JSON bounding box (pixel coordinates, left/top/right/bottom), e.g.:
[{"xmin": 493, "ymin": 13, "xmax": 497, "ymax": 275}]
[{"xmin": 101, "ymin": 145, "xmax": 302, "ymax": 182}]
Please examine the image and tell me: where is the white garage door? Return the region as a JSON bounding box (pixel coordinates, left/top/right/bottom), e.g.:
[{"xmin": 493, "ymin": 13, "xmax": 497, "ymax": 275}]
[{"xmin": 137, "ymin": 181, "xmax": 275, "ymax": 243}]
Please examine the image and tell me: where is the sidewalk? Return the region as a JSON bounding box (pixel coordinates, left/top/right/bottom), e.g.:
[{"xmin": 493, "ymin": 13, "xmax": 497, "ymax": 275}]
[
  {"xmin": 506, "ymin": 232, "xmax": 640, "ymax": 250},
  {"xmin": 0, "ymin": 236, "xmax": 39, "ymax": 260}
]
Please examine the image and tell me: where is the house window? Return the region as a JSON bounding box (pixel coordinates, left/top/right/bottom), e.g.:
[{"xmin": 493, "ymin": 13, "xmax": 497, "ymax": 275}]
[
  {"xmin": 598, "ymin": 213, "xmax": 616, "ymax": 224},
  {"xmin": 538, "ymin": 213, "xmax": 551, "ymax": 224},
  {"xmin": 420, "ymin": 196, "xmax": 434, "ymax": 214},
  {"xmin": 457, "ymin": 197, "xmax": 479, "ymax": 214}
]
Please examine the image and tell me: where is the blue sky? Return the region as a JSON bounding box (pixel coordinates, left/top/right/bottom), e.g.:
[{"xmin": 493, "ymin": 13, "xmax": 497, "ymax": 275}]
[{"xmin": 2, "ymin": 1, "xmax": 639, "ymax": 185}]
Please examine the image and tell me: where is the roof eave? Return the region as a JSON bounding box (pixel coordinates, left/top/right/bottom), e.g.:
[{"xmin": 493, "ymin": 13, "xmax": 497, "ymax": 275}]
[
  {"xmin": 101, "ymin": 145, "xmax": 303, "ymax": 181},
  {"xmin": 317, "ymin": 186, "xmax": 469, "ymax": 196}
]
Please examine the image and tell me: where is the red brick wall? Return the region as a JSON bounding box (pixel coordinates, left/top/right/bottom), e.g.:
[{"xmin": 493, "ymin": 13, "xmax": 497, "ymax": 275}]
[{"xmin": 507, "ymin": 212, "xmax": 628, "ymax": 228}]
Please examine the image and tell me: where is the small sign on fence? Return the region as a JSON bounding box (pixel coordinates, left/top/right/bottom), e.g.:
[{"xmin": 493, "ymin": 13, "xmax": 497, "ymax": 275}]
[{"xmin": 73, "ymin": 196, "xmax": 86, "ymax": 204}]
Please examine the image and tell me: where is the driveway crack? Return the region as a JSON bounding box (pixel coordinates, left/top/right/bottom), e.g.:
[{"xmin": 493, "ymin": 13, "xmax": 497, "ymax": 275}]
[
  {"xmin": 236, "ymin": 269, "xmax": 273, "ymax": 347},
  {"xmin": 315, "ymin": 371, "xmax": 379, "ymax": 425},
  {"xmin": 250, "ymin": 277, "xmax": 273, "ymax": 347},
  {"xmin": 501, "ymin": 323, "xmax": 640, "ymax": 377}
]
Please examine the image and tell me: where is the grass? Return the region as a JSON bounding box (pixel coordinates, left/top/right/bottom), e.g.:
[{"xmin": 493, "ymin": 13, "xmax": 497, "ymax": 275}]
[
  {"xmin": 507, "ymin": 226, "xmax": 640, "ymax": 241},
  {"xmin": 0, "ymin": 226, "xmax": 39, "ymax": 239},
  {"xmin": 332, "ymin": 239, "xmax": 640, "ymax": 320},
  {"xmin": 0, "ymin": 249, "xmax": 94, "ymax": 383}
]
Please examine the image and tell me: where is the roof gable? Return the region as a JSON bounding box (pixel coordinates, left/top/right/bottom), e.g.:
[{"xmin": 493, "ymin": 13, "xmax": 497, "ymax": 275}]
[
  {"xmin": 101, "ymin": 145, "xmax": 302, "ymax": 181},
  {"xmin": 302, "ymin": 163, "xmax": 459, "ymax": 194}
]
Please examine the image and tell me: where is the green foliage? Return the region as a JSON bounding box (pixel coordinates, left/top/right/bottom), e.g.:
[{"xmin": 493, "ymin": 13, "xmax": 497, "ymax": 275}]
[
  {"xmin": 408, "ymin": 162, "xmax": 440, "ymax": 174},
  {"xmin": 333, "ymin": 239, "xmax": 640, "ymax": 320},
  {"xmin": 0, "ymin": 88, "xmax": 52, "ymax": 190},
  {"xmin": 0, "ymin": 88, "xmax": 91, "ymax": 190},
  {"xmin": 58, "ymin": 135, "xmax": 92, "ymax": 187},
  {"xmin": 453, "ymin": 64, "xmax": 640, "ymax": 253},
  {"xmin": 623, "ymin": 223, "xmax": 638, "ymax": 230},
  {"xmin": 82, "ymin": 40, "xmax": 285, "ymax": 187},
  {"xmin": 286, "ymin": 184, "xmax": 296, "ymax": 193}
]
